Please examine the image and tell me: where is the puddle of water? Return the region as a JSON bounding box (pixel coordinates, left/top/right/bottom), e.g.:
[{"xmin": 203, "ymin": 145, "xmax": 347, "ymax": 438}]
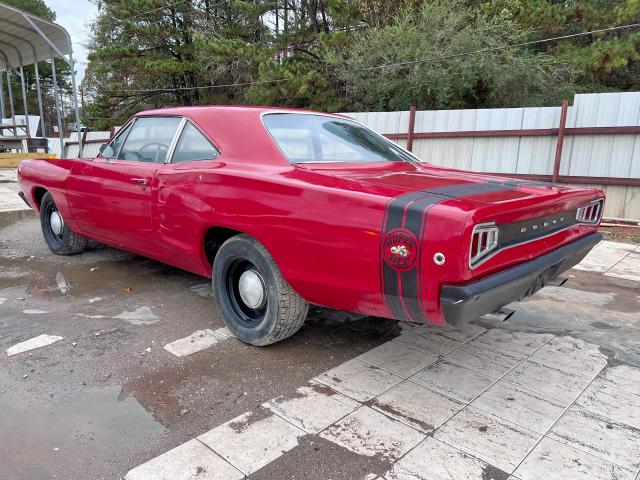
[
  {"xmin": 189, "ymin": 283, "xmax": 212, "ymax": 298},
  {"xmin": 0, "ymin": 210, "xmax": 37, "ymax": 230},
  {"xmin": 114, "ymin": 306, "xmax": 160, "ymax": 325},
  {"xmin": 0, "ymin": 384, "xmax": 164, "ymax": 477}
]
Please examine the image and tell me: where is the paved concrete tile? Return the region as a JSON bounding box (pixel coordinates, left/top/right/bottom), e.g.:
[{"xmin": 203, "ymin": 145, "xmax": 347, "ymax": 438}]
[
  {"xmin": 393, "ymin": 324, "xmax": 485, "ymax": 356},
  {"xmin": 514, "ymin": 437, "xmax": 635, "ymax": 480},
  {"xmin": 397, "ymin": 321, "xmax": 420, "ymax": 334},
  {"xmin": 472, "ymin": 329, "xmax": 552, "ymax": 356},
  {"xmin": 198, "ymin": 411, "xmax": 305, "ymax": 475},
  {"xmin": 213, "ymin": 327, "xmax": 234, "ymax": 338},
  {"xmin": 262, "ymin": 383, "xmax": 360, "ymax": 434},
  {"xmin": 357, "ymin": 341, "xmax": 438, "ymax": 377},
  {"xmin": 605, "ymin": 252, "xmax": 640, "ymax": 282},
  {"xmin": 384, "ymin": 436, "xmax": 508, "ymax": 480},
  {"xmin": 125, "ymin": 438, "xmax": 243, "ymax": 480},
  {"xmin": 550, "ymin": 406, "xmax": 640, "ymax": 471},
  {"xmin": 529, "ymin": 336, "xmax": 607, "ymax": 380},
  {"xmin": 472, "ymin": 382, "xmax": 566, "ymax": 434},
  {"xmin": 503, "ymin": 359, "xmax": 593, "ymax": 405},
  {"xmin": 434, "ymin": 407, "xmax": 541, "ymax": 473},
  {"xmin": 424, "ymin": 324, "xmax": 488, "ymax": 342},
  {"xmin": 163, "ymin": 329, "xmax": 226, "ymax": 357},
  {"xmin": 0, "ymin": 183, "xmax": 28, "ymax": 212},
  {"xmin": 372, "ymin": 380, "xmax": 464, "ymax": 433},
  {"xmin": 6, "ymin": 334, "xmax": 63, "ymax": 356},
  {"xmin": 602, "ymin": 365, "xmax": 640, "ymax": 396},
  {"xmin": 313, "ymin": 358, "xmax": 403, "ymax": 402},
  {"xmin": 576, "ymin": 378, "xmax": 640, "ymax": 429},
  {"xmin": 573, "ymin": 241, "xmax": 637, "ymax": 273},
  {"xmin": 320, "ymin": 406, "xmax": 425, "ymax": 460},
  {"xmin": 410, "ymin": 360, "xmax": 495, "ymax": 403},
  {"xmin": 393, "ymin": 328, "xmax": 463, "ymax": 356},
  {"xmin": 445, "ymin": 343, "xmax": 526, "ymax": 378}
]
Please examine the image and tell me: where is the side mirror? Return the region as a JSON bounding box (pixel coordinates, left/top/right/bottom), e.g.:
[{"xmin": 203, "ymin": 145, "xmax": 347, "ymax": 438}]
[{"xmin": 99, "ymin": 143, "xmax": 107, "ymax": 155}]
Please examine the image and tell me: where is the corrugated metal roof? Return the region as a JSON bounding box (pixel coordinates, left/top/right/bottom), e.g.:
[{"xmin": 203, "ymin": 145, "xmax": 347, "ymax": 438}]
[{"xmin": 0, "ymin": 2, "xmax": 71, "ymax": 68}]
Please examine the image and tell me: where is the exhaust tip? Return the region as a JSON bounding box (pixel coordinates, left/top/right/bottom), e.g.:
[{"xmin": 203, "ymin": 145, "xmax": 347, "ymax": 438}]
[
  {"xmin": 547, "ymin": 276, "xmax": 568, "ymax": 287},
  {"xmin": 481, "ymin": 307, "xmax": 515, "ymax": 322}
]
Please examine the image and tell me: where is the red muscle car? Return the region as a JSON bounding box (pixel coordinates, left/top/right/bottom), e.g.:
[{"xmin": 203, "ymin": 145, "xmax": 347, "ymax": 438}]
[{"xmin": 17, "ymin": 106, "xmax": 604, "ymax": 345}]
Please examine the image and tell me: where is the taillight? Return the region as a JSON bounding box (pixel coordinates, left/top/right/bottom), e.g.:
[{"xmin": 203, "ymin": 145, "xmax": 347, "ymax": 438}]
[
  {"xmin": 470, "ymin": 223, "xmax": 499, "ymax": 268},
  {"xmin": 576, "ymin": 200, "xmax": 603, "ymax": 224}
]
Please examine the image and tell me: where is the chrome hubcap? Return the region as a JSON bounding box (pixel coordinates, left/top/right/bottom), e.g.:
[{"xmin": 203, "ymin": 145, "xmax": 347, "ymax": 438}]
[
  {"xmin": 238, "ymin": 270, "xmax": 265, "ymax": 309},
  {"xmin": 50, "ymin": 211, "xmax": 64, "ymax": 236}
]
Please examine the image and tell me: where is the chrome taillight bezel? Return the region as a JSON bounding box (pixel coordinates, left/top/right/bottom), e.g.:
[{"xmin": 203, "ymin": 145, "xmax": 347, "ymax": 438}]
[
  {"xmin": 469, "ymin": 223, "xmax": 499, "ymax": 269},
  {"xmin": 576, "ymin": 199, "xmax": 603, "ymax": 224}
]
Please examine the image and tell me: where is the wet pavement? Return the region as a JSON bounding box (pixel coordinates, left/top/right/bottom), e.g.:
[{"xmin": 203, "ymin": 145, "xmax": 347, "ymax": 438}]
[{"xmin": 1, "ymin": 211, "xmax": 639, "ymax": 480}]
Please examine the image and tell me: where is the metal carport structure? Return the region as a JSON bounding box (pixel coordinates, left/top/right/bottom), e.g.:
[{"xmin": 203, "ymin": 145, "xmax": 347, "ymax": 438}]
[{"xmin": 0, "ymin": 1, "xmax": 83, "ymax": 156}]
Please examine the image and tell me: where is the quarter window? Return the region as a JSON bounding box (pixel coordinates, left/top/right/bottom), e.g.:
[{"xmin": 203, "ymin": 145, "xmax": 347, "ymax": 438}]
[
  {"xmin": 171, "ymin": 122, "xmax": 219, "ymax": 163},
  {"xmin": 100, "ymin": 122, "xmax": 132, "ymax": 158},
  {"xmin": 263, "ymin": 113, "xmax": 415, "ymax": 164},
  {"xmin": 118, "ymin": 116, "xmax": 182, "ymax": 163}
]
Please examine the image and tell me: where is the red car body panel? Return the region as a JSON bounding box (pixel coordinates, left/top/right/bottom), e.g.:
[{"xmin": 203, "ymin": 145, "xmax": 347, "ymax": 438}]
[{"xmin": 18, "ymin": 106, "xmax": 604, "ymax": 326}]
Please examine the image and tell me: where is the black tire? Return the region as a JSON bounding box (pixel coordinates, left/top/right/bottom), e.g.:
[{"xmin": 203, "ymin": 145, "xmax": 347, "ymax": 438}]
[
  {"xmin": 39, "ymin": 192, "xmax": 88, "ymax": 255},
  {"xmin": 212, "ymin": 234, "xmax": 309, "ymax": 346}
]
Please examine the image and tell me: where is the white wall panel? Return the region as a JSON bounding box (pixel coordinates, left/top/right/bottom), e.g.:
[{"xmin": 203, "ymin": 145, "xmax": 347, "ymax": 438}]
[
  {"xmin": 343, "ymin": 93, "xmax": 639, "ymax": 182},
  {"xmin": 469, "ymin": 108, "xmax": 523, "ymax": 174},
  {"xmin": 517, "ymin": 107, "xmax": 561, "ymax": 175}
]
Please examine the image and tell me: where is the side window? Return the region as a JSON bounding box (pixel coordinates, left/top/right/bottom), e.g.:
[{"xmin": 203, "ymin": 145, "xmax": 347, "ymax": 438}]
[
  {"xmin": 171, "ymin": 122, "xmax": 219, "ymax": 163},
  {"xmin": 118, "ymin": 116, "xmax": 182, "ymax": 163},
  {"xmin": 100, "ymin": 122, "xmax": 133, "ymax": 158}
]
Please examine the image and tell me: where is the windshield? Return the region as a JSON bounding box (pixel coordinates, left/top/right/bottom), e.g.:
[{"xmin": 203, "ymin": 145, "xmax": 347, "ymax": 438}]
[{"xmin": 263, "ymin": 113, "xmax": 416, "ymax": 164}]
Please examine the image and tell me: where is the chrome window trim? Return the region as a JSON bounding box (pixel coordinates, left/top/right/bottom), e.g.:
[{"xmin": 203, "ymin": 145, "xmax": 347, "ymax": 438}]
[
  {"xmin": 259, "ymin": 110, "xmax": 421, "ymax": 165},
  {"xmin": 98, "ymin": 118, "xmax": 136, "ymax": 160},
  {"xmin": 165, "ymin": 117, "xmax": 187, "ymax": 164},
  {"xmin": 167, "ymin": 118, "xmax": 221, "ymax": 164},
  {"xmin": 114, "ymin": 115, "xmax": 184, "ymax": 164}
]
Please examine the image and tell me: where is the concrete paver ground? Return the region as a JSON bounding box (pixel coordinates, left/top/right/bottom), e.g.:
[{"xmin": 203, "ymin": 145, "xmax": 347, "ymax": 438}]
[{"xmin": 1, "ymin": 167, "xmax": 639, "ymax": 480}]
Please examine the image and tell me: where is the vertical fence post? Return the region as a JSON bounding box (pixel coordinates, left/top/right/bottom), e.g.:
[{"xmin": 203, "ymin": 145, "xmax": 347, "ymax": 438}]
[
  {"xmin": 406, "ymin": 105, "xmax": 417, "ymax": 152},
  {"xmin": 553, "ymin": 99, "xmax": 568, "ymax": 183}
]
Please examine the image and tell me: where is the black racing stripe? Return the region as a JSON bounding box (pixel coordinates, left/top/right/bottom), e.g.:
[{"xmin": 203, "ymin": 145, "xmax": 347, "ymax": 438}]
[
  {"xmin": 382, "ymin": 263, "xmax": 410, "ymax": 322},
  {"xmin": 399, "ymin": 268, "xmax": 421, "ymax": 322},
  {"xmin": 380, "ymin": 180, "xmax": 521, "ymax": 323},
  {"xmin": 403, "ymin": 194, "xmax": 441, "ymax": 239},
  {"xmin": 384, "ymin": 192, "xmax": 428, "ymax": 231}
]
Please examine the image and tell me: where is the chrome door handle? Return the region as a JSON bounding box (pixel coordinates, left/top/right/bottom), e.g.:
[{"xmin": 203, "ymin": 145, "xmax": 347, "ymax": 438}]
[{"xmin": 132, "ymin": 178, "xmax": 148, "ymax": 186}]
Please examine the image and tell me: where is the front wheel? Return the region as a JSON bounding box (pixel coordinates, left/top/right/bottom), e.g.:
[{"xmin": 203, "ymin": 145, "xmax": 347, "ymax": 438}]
[
  {"xmin": 212, "ymin": 234, "xmax": 309, "ymax": 346},
  {"xmin": 39, "ymin": 192, "xmax": 88, "ymax": 255}
]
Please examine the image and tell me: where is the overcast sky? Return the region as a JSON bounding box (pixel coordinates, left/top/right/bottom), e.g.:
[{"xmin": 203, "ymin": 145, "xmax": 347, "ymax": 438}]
[{"xmin": 48, "ymin": 0, "xmax": 99, "ymax": 81}]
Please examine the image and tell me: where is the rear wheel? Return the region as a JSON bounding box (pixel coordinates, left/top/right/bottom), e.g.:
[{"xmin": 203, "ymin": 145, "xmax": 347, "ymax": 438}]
[
  {"xmin": 212, "ymin": 234, "xmax": 308, "ymax": 346},
  {"xmin": 39, "ymin": 192, "xmax": 87, "ymax": 255}
]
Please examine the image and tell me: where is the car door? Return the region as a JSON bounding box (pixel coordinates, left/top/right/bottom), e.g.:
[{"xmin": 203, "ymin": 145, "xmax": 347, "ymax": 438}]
[
  {"xmin": 68, "ymin": 116, "xmax": 183, "ymax": 251},
  {"xmin": 153, "ymin": 120, "xmax": 222, "ymax": 269}
]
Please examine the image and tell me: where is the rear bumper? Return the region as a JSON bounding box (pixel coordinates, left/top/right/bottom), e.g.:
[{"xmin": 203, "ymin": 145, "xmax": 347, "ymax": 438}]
[{"xmin": 440, "ymin": 232, "xmax": 602, "ymax": 325}]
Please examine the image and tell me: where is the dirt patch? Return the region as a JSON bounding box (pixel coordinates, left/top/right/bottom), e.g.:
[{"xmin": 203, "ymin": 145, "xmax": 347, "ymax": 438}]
[{"xmin": 600, "ymin": 225, "xmax": 640, "ymax": 244}]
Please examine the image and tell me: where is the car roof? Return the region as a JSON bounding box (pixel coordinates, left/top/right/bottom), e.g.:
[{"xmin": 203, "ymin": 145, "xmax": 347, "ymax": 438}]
[
  {"xmin": 136, "ymin": 105, "xmax": 338, "ymax": 117},
  {"xmin": 130, "ymin": 106, "xmax": 352, "ymax": 165}
]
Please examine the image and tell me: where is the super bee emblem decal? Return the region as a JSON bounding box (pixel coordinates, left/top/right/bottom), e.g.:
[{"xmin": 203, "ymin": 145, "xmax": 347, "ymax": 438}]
[{"xmin": 383, "ymin": 228, "xmax": 418, "ymax": 270}]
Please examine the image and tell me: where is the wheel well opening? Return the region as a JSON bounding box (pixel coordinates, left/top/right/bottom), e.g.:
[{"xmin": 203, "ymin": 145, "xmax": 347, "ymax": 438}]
[
  {"xmin": 33, "ymin": 187, "xmax": 47, "ymax": 208},
  {"xmin": 204, "ymin": 227, "xmax": 242, "ymax": 266}
]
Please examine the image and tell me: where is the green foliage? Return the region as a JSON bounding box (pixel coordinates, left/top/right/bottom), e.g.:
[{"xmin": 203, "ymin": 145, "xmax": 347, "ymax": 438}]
[
  {"xmin": 483, "ymin": 0, "xmax": 640, "ymax": 91},
  {"xmin": 81, "ymin": 0, "xmax": 639, "ymax": 128},
  {"xmin": 327, "ymin": 1, "xmax": 575, "ymax": 110},
  {"xmin": 2, "ymin": 0, "xmax": 55, "ymax": 20}
]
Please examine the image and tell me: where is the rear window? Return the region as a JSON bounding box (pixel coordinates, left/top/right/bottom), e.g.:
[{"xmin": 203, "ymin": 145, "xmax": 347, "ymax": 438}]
[{"xmin": 263, "ymin": 113, "xmax": 415, "ymax": 164}]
